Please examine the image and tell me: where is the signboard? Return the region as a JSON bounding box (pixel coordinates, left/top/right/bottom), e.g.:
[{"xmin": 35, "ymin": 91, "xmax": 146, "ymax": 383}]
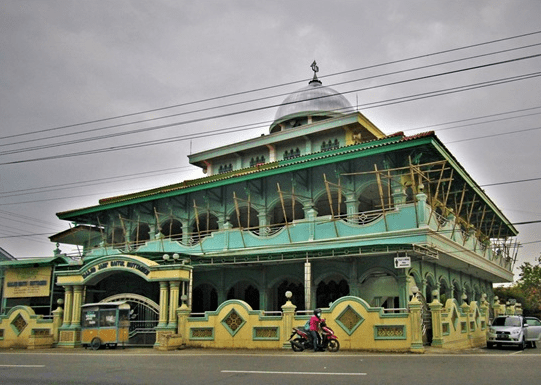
[
  {"xmin": 3, "ymin": 266, "xmax": 51, "ymax": 298},
  {"xmin": 394, "ymin": 256, "xmax": 411, "ymax": 269},
  {"xmin": 81, "ymin": 259, "xmax": 150, "ymax": 279}
]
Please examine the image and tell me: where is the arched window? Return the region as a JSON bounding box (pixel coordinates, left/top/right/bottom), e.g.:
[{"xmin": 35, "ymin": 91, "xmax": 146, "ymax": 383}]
[
  {"xmin": 160, "ymin": 218, "xmax": 183, "ymax": 241},
  {"xmin": 275, "ymin": 280, "xmax": 304, "ymax": 311},
  {"xmin": 359, "ymin": 271, "xmax": 398, "ymax": 308},
  {"xmin": 316, "ymin": 279, "xmax": 349, "ymax": 308},
  {"xmin": 230, "ymin": 206, "xmax": 259, "ymax": 231},
  {"xmin": 358, "ymin": 183, "xmax": 393, "ymax": 213},
  {"xmin": 268, "ymin": 198, "xmax": 305, "ymax": 230},
  {"xmin": 192, "ymin": 212, "xmax": 219, "ymax": 243},
  {"xmin": 227, "ymin": 281, "xmax": 260, "ymax": 310},
  {"xmin": 192, "ymin": 284, "xmax": 218, "ymax": 312},
  {"xmin": 107, "ymin": 226, "xmax": 125, "ymax": 246},
  {"xmin": 439, "ymin": 279, "xmax": 450, "ymax": 304},
  {"xmin": 131, "ymin": 223, "xmax": 150, "ymax": 245},
  {"xmin": 315, "ymin": 191, "xmax": 347, "ymax": 218}
]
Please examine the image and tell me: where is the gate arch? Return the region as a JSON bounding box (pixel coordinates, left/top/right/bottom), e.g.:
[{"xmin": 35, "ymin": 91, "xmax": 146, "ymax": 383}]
[{"xmin": 100, "ymin": 293, "xmax": 159, "ymax": 346}]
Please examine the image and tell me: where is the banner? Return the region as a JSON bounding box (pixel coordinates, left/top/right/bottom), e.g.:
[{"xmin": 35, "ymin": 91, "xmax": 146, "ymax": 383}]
[{"xmin": 3, "ymin": 266, "xmax": 51, "ymax": 298}]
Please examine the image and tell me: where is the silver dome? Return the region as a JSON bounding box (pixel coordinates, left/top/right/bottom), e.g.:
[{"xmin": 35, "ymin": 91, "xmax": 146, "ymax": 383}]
[{"xmin": 270, "ymin": 80, "xmax": 353, "ymax": 133}]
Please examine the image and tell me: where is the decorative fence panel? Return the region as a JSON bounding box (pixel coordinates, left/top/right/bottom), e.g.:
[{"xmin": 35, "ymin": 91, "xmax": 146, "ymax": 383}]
[
  {"xmin": 430, "ymin": 299, "xmax": 488, "ymax": 349},
  {"xmin": 173, "ymin": 296, "xmax": 419, "ymax": 352},
  {"xmin": 0, "ymin": 305, "xmax": 62, "ymax": 349}
]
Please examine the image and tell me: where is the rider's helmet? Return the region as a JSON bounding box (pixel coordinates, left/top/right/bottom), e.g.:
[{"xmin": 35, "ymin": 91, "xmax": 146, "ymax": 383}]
[{"xmin": 314, "ymin": 308, "xmax": 322, "ymax": 318}]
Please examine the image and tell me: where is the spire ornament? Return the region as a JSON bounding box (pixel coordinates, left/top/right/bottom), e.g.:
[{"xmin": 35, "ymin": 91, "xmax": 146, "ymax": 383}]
[{"xmin": 309, "ymin": 60, "xmax": 322, "ymax": 85}]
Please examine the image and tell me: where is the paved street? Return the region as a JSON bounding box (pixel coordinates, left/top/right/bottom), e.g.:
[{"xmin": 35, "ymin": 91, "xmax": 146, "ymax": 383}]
[{"xmin": 1, "ymin": 347, "xmax": 540, "ymax": 385}]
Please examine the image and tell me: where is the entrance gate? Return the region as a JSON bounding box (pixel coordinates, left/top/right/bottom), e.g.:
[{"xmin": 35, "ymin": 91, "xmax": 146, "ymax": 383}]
[{"xmin": 101, "ymin": 293, "xmax": 159, "ymax": 346}]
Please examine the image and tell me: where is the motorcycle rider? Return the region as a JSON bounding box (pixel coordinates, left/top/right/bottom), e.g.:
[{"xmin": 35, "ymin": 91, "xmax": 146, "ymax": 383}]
[{"xmin": 309, "ymin": 308, "xmax": 322, "ymax": 352}]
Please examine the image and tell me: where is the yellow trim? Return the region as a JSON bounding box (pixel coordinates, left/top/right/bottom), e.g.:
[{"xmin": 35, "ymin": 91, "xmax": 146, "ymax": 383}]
[{"xmin": 56, "ymin": 255, "xmax": 190, "ymax": 285}]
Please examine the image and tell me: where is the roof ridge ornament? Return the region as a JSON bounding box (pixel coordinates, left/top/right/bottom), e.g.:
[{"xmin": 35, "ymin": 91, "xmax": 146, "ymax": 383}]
[{"xmin": 309, "ymin": 60, "xmax": 322, "ymax": 85}]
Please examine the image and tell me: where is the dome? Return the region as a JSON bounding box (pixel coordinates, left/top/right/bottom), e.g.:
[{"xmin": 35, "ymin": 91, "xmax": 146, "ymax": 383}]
[{"xmin": 270, "ymin": 79, "xmax": 354, "ymax": 133}]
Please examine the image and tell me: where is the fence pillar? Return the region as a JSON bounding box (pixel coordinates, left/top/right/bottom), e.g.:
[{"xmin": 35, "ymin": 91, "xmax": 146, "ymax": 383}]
[
  {"xmin": 492, "ymin": 296, "xmax": 501, "ymax": 318},
  {"xmin": 460, "ymin": 300, "xmax": 471, "ymax": 346},
  {"xmin": 52, "ymin": 304, "xmax": 64, "ymax": 344},
  {"xmin": 408, "ymin": 293, "xmax": 424, "ymax": 353},
  {"xmin": 429, "ymin": 294, "xmax": 443, "ymax": 348},
  {"xmin": 177, "ymin": 298, "xmax": 190, "ymax": 347},
  {"xmin": 281, "ymin": 291, "xmax": 297, "ymax": 349}
]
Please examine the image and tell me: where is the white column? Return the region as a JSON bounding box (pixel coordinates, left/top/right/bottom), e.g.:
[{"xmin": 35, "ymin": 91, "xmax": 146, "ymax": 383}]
[{"xmin": 304, "ymin": 262, "xmax": 311, "ymax": 310}]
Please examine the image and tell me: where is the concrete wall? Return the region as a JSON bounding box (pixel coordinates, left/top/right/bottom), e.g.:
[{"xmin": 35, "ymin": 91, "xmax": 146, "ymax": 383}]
[
  {"xmin": 158, "ymin": 295, "xmax": 423, "ymax": 352},
  {"xmin": 0, "ymin": 305, "xmax": 62, "ymax": 349}
]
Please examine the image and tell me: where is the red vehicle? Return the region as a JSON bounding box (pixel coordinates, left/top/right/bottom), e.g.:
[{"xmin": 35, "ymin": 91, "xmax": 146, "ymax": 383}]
[{"xmin": 288, "ymin": 319, "xmax": 340, "ymax": 352}]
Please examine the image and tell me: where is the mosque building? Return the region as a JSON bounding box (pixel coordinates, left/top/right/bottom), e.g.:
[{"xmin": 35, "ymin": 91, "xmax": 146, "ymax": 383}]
[{"xmin": 0, "ymin": 63, "xmax": 518, "ymax": 349}]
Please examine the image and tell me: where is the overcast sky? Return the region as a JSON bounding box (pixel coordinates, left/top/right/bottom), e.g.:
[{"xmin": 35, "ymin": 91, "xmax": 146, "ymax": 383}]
[{"xmin": 1, "ymin": 1, "xmax": 540, "ymax": 279}]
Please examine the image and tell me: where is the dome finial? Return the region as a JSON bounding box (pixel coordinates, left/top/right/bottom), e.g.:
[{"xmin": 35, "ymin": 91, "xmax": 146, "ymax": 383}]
[{"xmin": 309, "ymin": 60, "xmax": 322, "ymax": 85}]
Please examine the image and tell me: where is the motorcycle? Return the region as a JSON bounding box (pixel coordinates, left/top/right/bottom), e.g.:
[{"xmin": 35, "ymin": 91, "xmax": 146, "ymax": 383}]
[{"xmin": 288, "ymin": 319, "xmax": 340, "ymax": 352}]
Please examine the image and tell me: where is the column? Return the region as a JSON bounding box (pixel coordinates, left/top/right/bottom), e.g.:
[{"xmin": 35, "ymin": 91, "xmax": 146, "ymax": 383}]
[
  {"xmin": 188, "ymin": 269, "xmax": 193, "ymax": 309},
  {"xmin": 182, "ymin": 222, "xmax": 190, "ymax": 245},
  {"xmin": 70, "ymin": 285, "xmax": 84, "ymax": 328},
  {"xmin": 157, "ymin": 281, "xmax": 169, "ymax": 328},
  {"xmin": 416, "ymin": 192, "xmax": 428, "ymax": 226},
  {"xmin": 345, "ymin": 194, "xmax": 357, "ymax": 221},
  {"xmin": 397, "ymin": 275, "xmax": 408, "ymax": 308},
  {"xmin": 304, "ymin": 262, "xmax": 311, "ymax": 310},
  {"xmin": 258, "ymin": 212, "xmax": 268, "ymax": 236},
  {"xmin": 421, "ymin": 278, "xmax": 428, "ymax": 300},
  {"xmin": 168, "ymin": 281, "xmax": 180, "ymax": 328},
  {"xmin": 429, "ymin": 294, "xmax": 443, "ymax": 347},
  {"xmin": 62, "ymin": 286, "xmax": 73, "ymax": 327}
]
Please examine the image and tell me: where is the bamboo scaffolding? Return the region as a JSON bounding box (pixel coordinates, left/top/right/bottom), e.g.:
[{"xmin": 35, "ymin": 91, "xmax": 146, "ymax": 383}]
[
  {"xmin": 374, "ymin": 164, "xmax": 389, "ymax": 231},
  {"xmin": 463, "ymin": 195, "xmax": 477, "ymax": 246},
  {"xmin": 277, "ymin": 183, "xmax": 292, "ymax": 243},
  {"xmin": 323, "ymin": 174, "xmax": 339, "ymax": 236},
  {"xmin": 408, "ymin": 157, "xmax": 419, "ymax": 228},
  {"xmin": 153, "ymin": 207, "xmax": 162, "ymax": 233},
  {"xmin": 119, "ymin": 215, "xmax": 128, "ymax": 250},
  {"xmin": 96, "ymin": 217, "xmax": 108, "ymax": 255},
  {"xmin": 428, "ymin": 161, "xmax": 447, "ymax": 227},
  {"xmin": 193, "ymin": 200, "xmax": 205, "ymax": 254},
  {"xmin": 451, "ymin": 185, "xmax": 467, "ymax": 240},
  {"xmin": 233, "ymin": 191, "xmax": 247, "ymax": 248}
]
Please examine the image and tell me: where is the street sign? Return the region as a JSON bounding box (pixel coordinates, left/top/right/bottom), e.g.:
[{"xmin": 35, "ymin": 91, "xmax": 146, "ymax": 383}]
[{"xmin": 394, "ymin": 256, "xmax": 411, "ymax": 268}]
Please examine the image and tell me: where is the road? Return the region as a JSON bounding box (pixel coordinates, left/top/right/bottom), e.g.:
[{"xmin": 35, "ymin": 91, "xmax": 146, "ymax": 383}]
[{"xmin": 0, "ymin": 347, "xmax": 539, "ymax": 385}]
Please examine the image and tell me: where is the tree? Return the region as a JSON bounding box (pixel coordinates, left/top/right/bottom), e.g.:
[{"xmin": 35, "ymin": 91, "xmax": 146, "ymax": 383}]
[
  {"xmin": 493, "ymin": 262, "xmax": 541, "ymax": 316},
  {"xmin": 517, "ymin": 262, "xmax": 541, "ymax": 315}
]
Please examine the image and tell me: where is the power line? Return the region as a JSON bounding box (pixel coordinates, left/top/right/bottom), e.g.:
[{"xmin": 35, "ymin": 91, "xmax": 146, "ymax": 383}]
[
  {"xmin": 0, "ymin": 165, "xmax": 194, "ymax": 198},
  {"xmin": 1, "ymin": 105, "xmax": 537, "ymax": 198},
  {"xmin": 3, "ymin": 30, "xmax": 540, "ymax": 143},
  {"xmin": 402, "ymin": 106, "xmax": 541, "ymax": 133},
  {"xmin": 447, "ymin": 124, "xmax": 541, "ymax": 144},
  {"xmin": 4, "ymin": 42, "xmax": 541, "ymax": 150},
  {"xmin": 482, "ymin": 177, "xmax": 541, "ymax": 187},
  {"xmin": 1, "ymin": 58, "xmax": 540, "ymax": 163},
  {"xmin": 3, "ymin": 48, "xmax": 541, "ymax": 155}
]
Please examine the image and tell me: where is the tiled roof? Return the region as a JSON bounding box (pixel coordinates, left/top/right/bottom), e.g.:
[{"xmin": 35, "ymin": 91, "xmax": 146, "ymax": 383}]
[{"xmin": 58, "ymin": 131, "xmax": 436, "ymax": 215}]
